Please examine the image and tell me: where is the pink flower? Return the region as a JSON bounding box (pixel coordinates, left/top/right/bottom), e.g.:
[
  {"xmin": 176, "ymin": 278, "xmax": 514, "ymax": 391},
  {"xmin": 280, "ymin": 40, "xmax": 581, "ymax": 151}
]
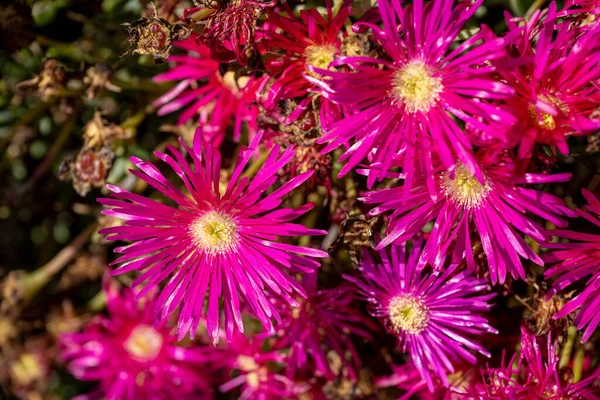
[
  {"xmin": 545, "ymin": 189, "xmax": 600, "ymax": 342},
  {"xmin": 473, "ymin": 327, "xmax": 600, "ymax": 398},
  {"xmin": 500, "ymin": 4, "xmax": 600, "ymax": 157},
  {"xmin": 259, "ymin": 1, "xmax": 350, "ymax": 125},
  {"xmin": 153, "ymin": 35, "xmax": 260, "ymax": 148},
  {"xmin": 272, "ymin": 274, "xmax": 374, "ymax": 380},
  {"xmin": 345, "ymin": 240, "xmax": 497, "ymax": 391},
  {"xmin": 60, "ymin": 282, "xmax": 214, "ymax": 400},
  {"xmin": 310, "ymin": 0, "xmax": 516, "ymax": 195},
  {"xmin": 360, "ymin": 151, "xmax": 575, "ymax": 284},
  {"xmin": 99, "ymin": 133, "xmax": 328, "ymax": 344}
]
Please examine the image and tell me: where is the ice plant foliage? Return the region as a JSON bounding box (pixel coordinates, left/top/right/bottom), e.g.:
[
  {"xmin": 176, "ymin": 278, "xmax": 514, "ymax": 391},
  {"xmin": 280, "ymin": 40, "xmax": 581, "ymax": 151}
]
[
  {"xmin": 361, "ymin": 153, "xmax": 575, "ymax": 284},
  {"xmin": 345, "ymin": 242, "xmax": 497, "ymax": 391},
  {"xmin": 311, "ymin": 0, "xmax": 517, "ymax": 193},
  {"xmin": 272, "ymin": 273, "xmax": 373, "ymax": 380},
  {"xmin": 153, "ymin": 35, "xmax": 259, "ymax": 147},
  {"xmin": 99, "ymin": 133, "xmax": 328, "ymax": 344},
  {"xmin": 59, "ymin": 283, "xmax": 212, "ymax": 400},
  {"xmin": 545, "ymin": 189, "xmax": 600, "ymax": 342}
]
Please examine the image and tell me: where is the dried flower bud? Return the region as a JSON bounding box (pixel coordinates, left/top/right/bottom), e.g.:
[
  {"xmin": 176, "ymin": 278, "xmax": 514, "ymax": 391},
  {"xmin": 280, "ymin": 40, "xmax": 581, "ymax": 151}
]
[
  {"xmin": 16, "ymin": 59, "xmax": 66, "ymax": 102},
  {"xmin": 59, "ymin": 147, "xmax": 115, "ymax": 196},
  {"xmin": 83, "ymin": 65, "xmax": 122, "ymax": 101},
  {"xmin": 123, "ymin": 5, "xmax": 191, "ymax": 63},
  {"xmin": 83, "ymin": 111, "xmax": 127, "ymax": 149}
]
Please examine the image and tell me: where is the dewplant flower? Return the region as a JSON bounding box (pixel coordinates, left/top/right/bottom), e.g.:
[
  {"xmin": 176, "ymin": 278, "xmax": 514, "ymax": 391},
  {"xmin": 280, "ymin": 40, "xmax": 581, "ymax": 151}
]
[{"xmin": 98, "ymin": 133, "xmax": 328, "ymax": 344}]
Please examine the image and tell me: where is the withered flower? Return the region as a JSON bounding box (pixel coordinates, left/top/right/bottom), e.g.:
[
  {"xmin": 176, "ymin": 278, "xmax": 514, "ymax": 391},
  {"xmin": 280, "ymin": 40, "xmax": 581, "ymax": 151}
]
[
  {"xmin": 59, "ymin": 147, "xmax": 114, "ymax": 197},
  {"xmin": 330, "ymin": 214, "xmax": 379, "ymax": 265},
  {"xmin": 184, "ymin": 0, "xmax": 275, "ymax": 65},
  {"xmin": 83, "ymin": 65, "xmax": 122, "ymax": 101},
  {"xmin": 16, "ymin": 59, "xmax": 66, "ymax": 102},
  {"xmin": 59, "ymin": 112, "xmax": 122, "ymax": 196},
  {"xmin": 123, "ymin": 5, "xmax": 191, "ymax": 63}
]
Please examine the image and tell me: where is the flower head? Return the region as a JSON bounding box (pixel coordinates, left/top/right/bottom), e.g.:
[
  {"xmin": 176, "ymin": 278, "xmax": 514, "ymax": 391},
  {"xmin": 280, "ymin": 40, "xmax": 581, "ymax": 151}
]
[
  {"xmin": 377, "ymin": 361, "xmax": 475, "ymax": 400},
  {"xmin": 545, "ymin": 189, "xmax": 600, "ymax": 342},
  {"xmin": 98, "ymin": 133, "xmax": 328, "ymax": 344},
  {"xmin": 259, "ymin": 2, "xmax": 351, "ymax": 114},
  {"xmin": 345, "ymin": 241, "xmax": 497, "ymax": 391},
  {"xmin": 473, "ymin": 327, "xmax": 600, "ymax": 399},
  {"xmin": 311, "ymin": 0, "xmax": 516, "ymax": 194},
  {"xmin": 361, "ymin": 152, "xmax": 575, "ymax": 284},
  {"xmin": 153, "ymin": 35, "xmax": 259, "ymax": 147},
  {"xmin": 59, "ymin": 282, "xmax": 213, "ymax": 400},
  {"xmin": 215, "ymin": 332, "xmax": 308, "ymax": 400},
  {"xmin": 272, "ymin": 273, "xmax": 374, "ymax": 380},
  {"xmin": 500, "ymin": 4, "xmax": 600, "ymax": 157}
]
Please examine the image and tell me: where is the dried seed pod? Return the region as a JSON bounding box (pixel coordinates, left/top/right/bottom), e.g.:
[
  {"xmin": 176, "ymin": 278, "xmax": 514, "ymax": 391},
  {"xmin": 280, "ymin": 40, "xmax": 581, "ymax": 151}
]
[{"xmin": 123, "ymin": 5, "xmax": 191, "ymax": 63}]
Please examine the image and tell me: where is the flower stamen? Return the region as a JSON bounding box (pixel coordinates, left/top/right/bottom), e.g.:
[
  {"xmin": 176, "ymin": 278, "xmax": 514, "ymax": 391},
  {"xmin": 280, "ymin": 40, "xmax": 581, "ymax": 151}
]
[
  {"xmin": 388, "ymin": 295, "xmax": 429, "ymax": 334},
  {"xmin": 124, "ymin": 325, "xmax": 164, "ymax": 361},
  {"xmin": 392, "ymin": 61, "xmax": 443, "ymax": 113},
  {"xmin": 191, "ymin": 210, "xmax": 239, "ymax": 255},
  {"xmin": 304, "ymin": 44, "xmax": 337, "ymax": 75},
  {"xmin": 440, "ymin": 164, "xmax": 491, "ymax": 209}
]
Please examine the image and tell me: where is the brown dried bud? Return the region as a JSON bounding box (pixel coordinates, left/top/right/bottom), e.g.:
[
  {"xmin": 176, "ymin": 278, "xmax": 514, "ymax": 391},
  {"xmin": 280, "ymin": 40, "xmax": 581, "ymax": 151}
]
[
  {"xmin": 341, "ymin": 33, "xmax": 384, "ymax": 59},
  {"xmin": 123, "ymin": 5, "xmax": 191, "ymax": 63},
  {"xmin": 330, "ymin": 214, "xmax": 379, "ymax": 265},
  {"xmin": 59, "ymin": 147, "xmax": 115, "ymax": 196},
  {"xmin": 16, "ymin": 59, "xmax": 66, "ymax": 102},
  {"xmin": 83, "ymin": 65, "xmax": 122, "ymax": 101},
  {"xmin": 83, "ymin": 111, "xmax": 127, "ymax": 149},
  {"xmin": 526, "ymin": 291, "xmax": 572, "ymax": 336}
]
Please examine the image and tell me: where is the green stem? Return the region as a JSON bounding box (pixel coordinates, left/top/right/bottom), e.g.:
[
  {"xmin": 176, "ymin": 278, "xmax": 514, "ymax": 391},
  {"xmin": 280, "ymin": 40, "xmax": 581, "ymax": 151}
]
[
  {"xmin": 559, "ymin": 326, "xmax": 578, "ymax": 369},
  {"xmin": 573, "ymin": 345, "xmax": 585, "ymax": 383},
  {"xmin": 87, "ymin": 290, "xmax": 107, "ymax": 312},
  {"xmin": 525, "ymin": 0, "xmax": 545, "ymax": 20},
  {"xmin": 242, "ymin": 150, "xmax": 269, "ymax": 179}
]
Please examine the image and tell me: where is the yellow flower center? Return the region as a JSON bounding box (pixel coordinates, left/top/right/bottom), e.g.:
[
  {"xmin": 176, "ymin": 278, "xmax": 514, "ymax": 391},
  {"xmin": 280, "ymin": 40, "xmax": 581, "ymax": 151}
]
[
  {"xmin": 440, "ymin": 164, "xmax": 491, "ymax": 209},
  {"xmin": 388, "ymin": 295, "xmax": 429, "ymax": 334},
  {"xmin": 391, "ymin": 61, "xmax": 443, "ymax": 113},
  {"xmin": 528, "ymin": 95, "xmax": 570, "ymax": 131},
  {"xmin": 191, "ymin": 210, "xmax": 238, "ymax": 255},
  {"xmin": 123, "ymin": 325, "xmax": 164, "ymax": 361},
  {"xmin": 304, "ymin": 44, "xmax": 338, "ymax": 74}
]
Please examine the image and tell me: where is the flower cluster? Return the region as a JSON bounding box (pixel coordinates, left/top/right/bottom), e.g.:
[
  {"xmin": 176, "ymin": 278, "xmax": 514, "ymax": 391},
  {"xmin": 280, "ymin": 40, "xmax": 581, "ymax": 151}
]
[{"xmin": 55, "ymin": 0, "xmax": 600, "ymax": 398}]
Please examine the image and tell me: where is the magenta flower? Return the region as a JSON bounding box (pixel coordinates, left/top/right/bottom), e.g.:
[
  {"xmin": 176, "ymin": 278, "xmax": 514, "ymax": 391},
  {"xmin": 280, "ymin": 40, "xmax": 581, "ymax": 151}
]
[
  {"xmin": 259, "ymin": 2, "xmax": 350, "ymax": 120},
  {"xmin": 272, "ymin": 273, "xmax": 374, "ymax": 380},
  {"xmin": 501, "ymin": 4, "xmax": 600, "ymax": 157},
  {"xmin": 215, "ymin": 332, "xmax": 307, "ymax": 400},
  {"xmin": 545, "ymin": 189, "xmax": 600, "ymax": 342},
  {"xmin": 377, "ymin": 361, "xmax": 475, "ymax": 400},
  {"xmin": 98, "ymin": 133, "xmax": 328, "ymax": 344},
  {"xmin": 345, "ymin": 241, "xmax": 497, "ymax": 391},
  {"xmin": 59, "ymin": 282, "xmax": 213, "ymax": 400},
  {"xmin": 360, "ymin": 151, "xmax": 575, "ymax": 284},
  {"xmin": 310, "ymin": 0, "xmax": 516, "ymax": 192},
  {"xmin": 153, "ymin": 35, "xmax": 259, "ymax": 148},
  {"xmin": 473, "ymin": 327, "xmax": 600, "ymax": 399}
]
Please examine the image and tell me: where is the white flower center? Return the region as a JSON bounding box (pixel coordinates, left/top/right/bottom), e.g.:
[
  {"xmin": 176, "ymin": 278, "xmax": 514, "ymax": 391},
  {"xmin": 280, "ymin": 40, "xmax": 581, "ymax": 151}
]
[
  {"xmin": 391, "ymin": 61, "xmax": 443, "ymax": 113},
  {"xmin": 440, "ymin": 164, "xmax": 491, "ymax": 209},
  {"xmin": 388, "ymin": 295, "xmax": 429, "ymax": 334},
  {"xmin": 191, "ymin": 210, "xmax": 238, "ymax": 255},
  {"xmin": 124, "ymin": 325, "xmax": 164, "ymax": 361}
]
